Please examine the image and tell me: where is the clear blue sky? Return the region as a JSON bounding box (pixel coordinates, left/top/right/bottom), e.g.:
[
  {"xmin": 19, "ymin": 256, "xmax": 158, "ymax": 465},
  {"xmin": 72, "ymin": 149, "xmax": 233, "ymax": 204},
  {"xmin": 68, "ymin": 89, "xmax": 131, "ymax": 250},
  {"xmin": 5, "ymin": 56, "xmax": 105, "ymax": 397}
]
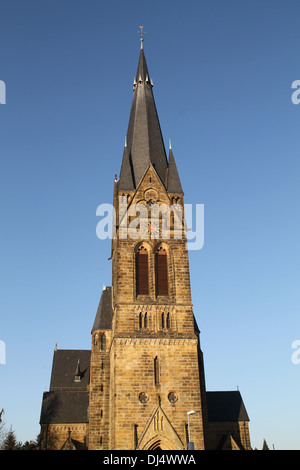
[{"xmin": 0, "ymin": 0, "xmax": 299, "ymax": 450}]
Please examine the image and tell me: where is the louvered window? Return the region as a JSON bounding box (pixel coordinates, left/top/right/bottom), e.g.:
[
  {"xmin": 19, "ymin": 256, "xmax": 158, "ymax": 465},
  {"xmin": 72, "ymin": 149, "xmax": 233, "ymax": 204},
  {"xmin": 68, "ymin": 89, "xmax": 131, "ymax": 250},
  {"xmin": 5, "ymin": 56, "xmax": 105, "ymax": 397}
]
[
  {"xmin": 138, "ymin": 312, "xmax": 148, "ymax": 329},
  {"xmin": 156, "ymin": 247, "xmax": 168, "ymax": 296},
  {"xmin": 136, "ymin": 246, "xmax": 149, "ymax": 296},
  {"xmin": 162, "ymin": 312, "xmax": 170, "ymax": 329}
]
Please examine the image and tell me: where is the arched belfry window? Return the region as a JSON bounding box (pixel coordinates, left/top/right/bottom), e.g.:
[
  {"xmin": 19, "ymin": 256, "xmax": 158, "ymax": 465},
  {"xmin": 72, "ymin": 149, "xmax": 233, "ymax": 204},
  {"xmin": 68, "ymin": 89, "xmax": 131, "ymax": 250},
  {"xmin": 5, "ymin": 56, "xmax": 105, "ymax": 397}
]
[
  {"xmin": 136, "ymin": 246, "xmax": 149, "ymax": 296},
  {"xmin": 138, "ymin": 312, "xmax": 148, "ymax": 329},
  {"xmin": 156, "ymin": 247, "xmax": 168, "ymax": 296},
  {"xmin": 162, "ymin": 312, "xmax": 171, "ymax": 329}
]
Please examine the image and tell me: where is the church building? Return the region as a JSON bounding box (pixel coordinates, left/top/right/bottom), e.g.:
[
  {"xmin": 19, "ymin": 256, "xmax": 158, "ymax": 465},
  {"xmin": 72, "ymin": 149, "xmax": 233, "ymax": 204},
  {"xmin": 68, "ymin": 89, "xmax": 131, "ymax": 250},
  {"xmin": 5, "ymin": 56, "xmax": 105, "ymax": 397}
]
[{"xmin": 39, "ymin": 35, "xmax": 251, "ymax": 451}]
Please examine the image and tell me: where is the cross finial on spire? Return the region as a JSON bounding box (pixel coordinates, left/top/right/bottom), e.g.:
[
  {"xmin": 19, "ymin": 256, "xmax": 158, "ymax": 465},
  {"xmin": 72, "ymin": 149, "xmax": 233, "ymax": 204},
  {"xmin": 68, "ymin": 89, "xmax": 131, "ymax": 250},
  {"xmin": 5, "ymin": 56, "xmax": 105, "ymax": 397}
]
[{"xmin": 138, "ymin": 26, "xmax": 146, "ymax": 49}]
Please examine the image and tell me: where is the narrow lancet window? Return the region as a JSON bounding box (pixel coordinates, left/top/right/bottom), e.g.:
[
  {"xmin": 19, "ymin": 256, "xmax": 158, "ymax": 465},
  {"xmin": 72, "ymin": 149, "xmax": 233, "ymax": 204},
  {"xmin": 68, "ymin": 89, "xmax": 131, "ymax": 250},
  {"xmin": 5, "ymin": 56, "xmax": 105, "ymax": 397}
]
[
  {"xmin": 156, "ymin": 247, "xmax": 168, "ymax": 296},
  {"xmin": 101, "ymin": 334, "xmax": 106, "ymax": 351},
  {"xmin": 154, "ymin": 356, "xmax": 160, "ymax": 385},
  {"xmin": 136, "ymin": 246, "xmax": 149, "ymax": 295},
  {"xmin": 139, "ymin": 312, "xmax": 148, "ymax": 329}
]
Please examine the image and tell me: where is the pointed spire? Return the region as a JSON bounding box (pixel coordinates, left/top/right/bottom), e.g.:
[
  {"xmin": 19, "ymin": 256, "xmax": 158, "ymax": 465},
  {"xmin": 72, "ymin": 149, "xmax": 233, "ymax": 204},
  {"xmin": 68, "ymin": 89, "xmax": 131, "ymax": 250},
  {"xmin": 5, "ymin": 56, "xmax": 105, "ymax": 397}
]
[
  {"xmin": 118, "ymin": 144, "xmax": 135, "ymax": 190},
  {"xmin": 119, "ymin": 43, "xmax": 168, "ymax": 190},
  {"xmin": 136, "ymin": 48, "xmax": 150, "ymax": 84},
  {"xmin": 167, "ymin": 145, "xmax": 183, "ymax": 194}
]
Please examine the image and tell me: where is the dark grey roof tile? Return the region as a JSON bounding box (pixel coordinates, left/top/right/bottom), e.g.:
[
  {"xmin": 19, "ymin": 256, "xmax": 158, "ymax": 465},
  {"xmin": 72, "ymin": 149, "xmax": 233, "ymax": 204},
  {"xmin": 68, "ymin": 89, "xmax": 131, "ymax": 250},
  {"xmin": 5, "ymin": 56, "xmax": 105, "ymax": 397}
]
[
  {"xmin": 119, "ymin": 48, "xmax": 168, "ymax": 190},
  {"xmin": 50, "ymin": 349, "xmax": 91, "ymax": 391},
  {"xmin": 40, "ymin": 391, "xmax": 89, "ymax": 424},
  {"xmin": 206, "ymin": 391, "xmax": 250, "ymax": 422},
  {"xmin": 92, "ymin": 286, "xmax": 113, "ymax": 331}
]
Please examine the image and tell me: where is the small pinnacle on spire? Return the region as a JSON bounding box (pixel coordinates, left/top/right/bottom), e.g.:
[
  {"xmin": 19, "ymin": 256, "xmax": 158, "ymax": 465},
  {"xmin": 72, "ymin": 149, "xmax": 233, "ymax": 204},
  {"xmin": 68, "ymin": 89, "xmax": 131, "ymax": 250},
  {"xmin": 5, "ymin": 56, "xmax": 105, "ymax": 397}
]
[
  {"xmin": 169, "ymin": 139, "xmax": 172, "ymax": 150},
  {"xmin": 138, "ymin": 25, "xmax": 146, "ymax": 49}
]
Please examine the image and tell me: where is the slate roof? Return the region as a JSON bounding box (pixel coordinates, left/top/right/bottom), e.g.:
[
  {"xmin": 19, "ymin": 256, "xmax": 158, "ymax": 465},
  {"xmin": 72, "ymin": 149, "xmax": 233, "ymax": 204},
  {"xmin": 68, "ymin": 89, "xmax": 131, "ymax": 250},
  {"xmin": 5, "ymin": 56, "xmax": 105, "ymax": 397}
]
[
  {"xmin": 40, "ymin": 391, "xmax": 89, "ymax": 424},
  {"xmin": 167, "ymin": 147, "xmax": 183, "ymax": 194},
  {"xmin": 40, "ymin": 349, "xmax": 91, "ymax": 425},
  {"xmin": 49, "ymin": 349, "xmax": 91, "ymax": 391},
  {"xmin": 206, "ymin": 391, "xmax": 250, "ymax": 422},
  {"xmin": 92, "ymin": 286, "xmax": 113, "ymax": 331},
  {"xmin": 40, "ymin": 287, "xmax": 113, "ymax": 427},
  {"xmin": 119, "ymin": 46, "xmax": 183, "ymax": 194}
]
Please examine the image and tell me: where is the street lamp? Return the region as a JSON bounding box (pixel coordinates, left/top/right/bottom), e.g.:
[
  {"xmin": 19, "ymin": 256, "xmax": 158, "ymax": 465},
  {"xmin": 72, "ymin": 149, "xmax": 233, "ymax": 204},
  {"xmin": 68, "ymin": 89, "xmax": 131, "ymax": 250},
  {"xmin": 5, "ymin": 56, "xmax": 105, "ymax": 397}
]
[{"xmin": 187, "ymin": 410, "xmax": 197, "ymax": 450}]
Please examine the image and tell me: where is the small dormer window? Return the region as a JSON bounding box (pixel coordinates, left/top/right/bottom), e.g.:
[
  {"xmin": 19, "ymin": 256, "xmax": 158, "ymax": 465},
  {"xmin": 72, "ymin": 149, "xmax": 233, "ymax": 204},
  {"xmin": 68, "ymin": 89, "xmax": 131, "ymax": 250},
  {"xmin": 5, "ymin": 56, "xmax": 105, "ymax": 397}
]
[{"xmin": 74, "ymin": 359, "xmax": 82, "ymax": 382}]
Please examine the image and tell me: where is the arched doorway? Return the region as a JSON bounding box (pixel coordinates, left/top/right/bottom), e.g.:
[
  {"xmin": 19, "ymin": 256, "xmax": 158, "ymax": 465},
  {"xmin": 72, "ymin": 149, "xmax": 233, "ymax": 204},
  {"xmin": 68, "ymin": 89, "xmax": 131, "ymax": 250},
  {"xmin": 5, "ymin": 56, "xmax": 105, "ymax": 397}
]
[
  {"xmin": 142, "ymin": 435, "xmax": 181, "ymax": 451},
  {"xmin": 148, "ymin": 440, "xmax": 162, "ymax": 450}
]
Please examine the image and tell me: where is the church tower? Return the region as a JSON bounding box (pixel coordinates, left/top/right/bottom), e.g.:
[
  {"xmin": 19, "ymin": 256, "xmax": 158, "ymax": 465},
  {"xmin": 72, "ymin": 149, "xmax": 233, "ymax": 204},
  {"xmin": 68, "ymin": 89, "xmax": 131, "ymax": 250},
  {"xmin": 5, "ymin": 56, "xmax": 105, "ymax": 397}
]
[
  {"xmin": 88, "ymin": 38, "xmax": 209, "ymax": 451},
  {"xmin": 39, "ymin": 35, "xmax": 251, "ymax": 451}
]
